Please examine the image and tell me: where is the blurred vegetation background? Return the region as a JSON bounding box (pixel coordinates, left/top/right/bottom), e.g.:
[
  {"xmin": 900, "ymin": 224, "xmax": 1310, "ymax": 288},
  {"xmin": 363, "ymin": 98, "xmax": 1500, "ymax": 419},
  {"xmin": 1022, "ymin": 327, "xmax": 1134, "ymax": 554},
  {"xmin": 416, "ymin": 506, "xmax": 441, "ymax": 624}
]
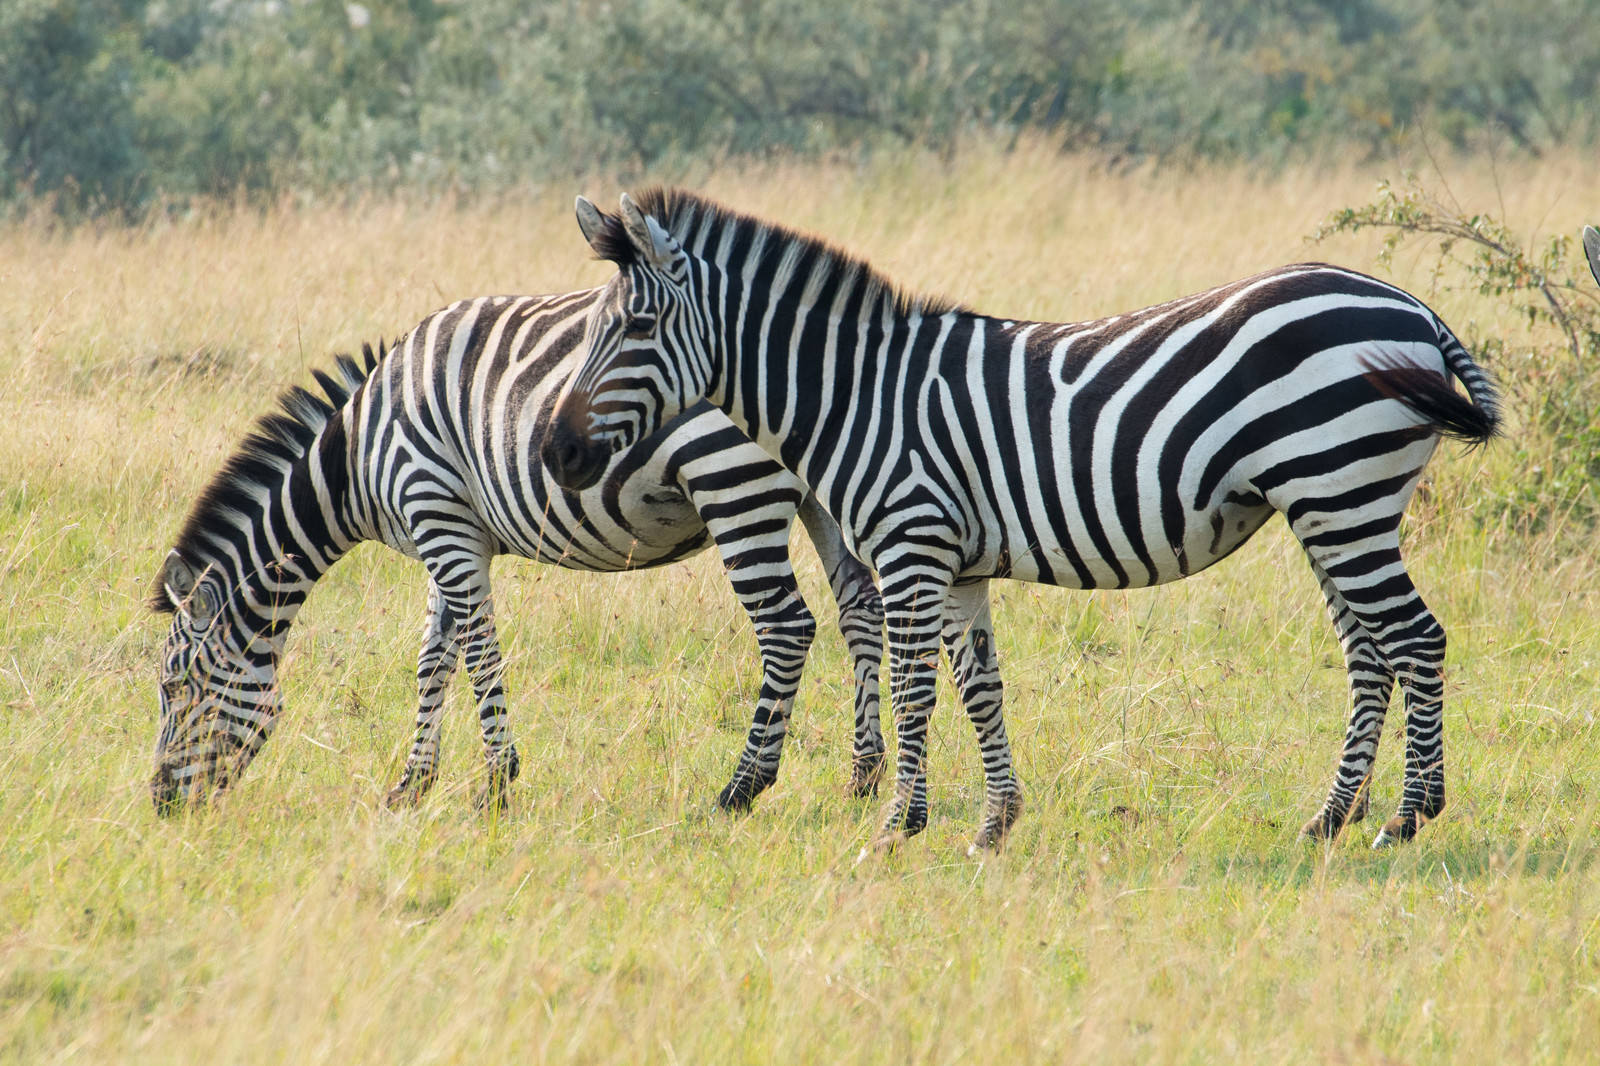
[{"xmin": 4, "ymin": 0, "xmax": 1597, "ymax": 219}]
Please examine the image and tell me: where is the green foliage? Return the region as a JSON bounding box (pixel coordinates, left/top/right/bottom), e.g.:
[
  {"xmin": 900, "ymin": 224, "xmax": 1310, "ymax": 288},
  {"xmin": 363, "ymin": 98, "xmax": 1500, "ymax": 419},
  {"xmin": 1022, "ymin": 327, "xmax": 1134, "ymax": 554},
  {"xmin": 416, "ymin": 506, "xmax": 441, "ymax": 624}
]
[
  {"xmin": 1317, "ymin": 174, "xmax": 1600, "ymax": 530},
  {"xmin": 3, "ymin": 0, "xmax": 1600, "ymax": 217},
  {"xmin": 0, "ymin": 0, "xmax": 147, "ymax": 215}
]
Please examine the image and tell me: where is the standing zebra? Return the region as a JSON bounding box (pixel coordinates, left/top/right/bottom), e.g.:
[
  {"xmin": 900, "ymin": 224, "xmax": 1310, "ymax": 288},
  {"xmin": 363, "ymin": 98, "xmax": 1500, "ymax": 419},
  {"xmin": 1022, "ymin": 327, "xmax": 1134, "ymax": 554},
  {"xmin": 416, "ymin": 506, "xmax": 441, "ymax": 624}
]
[
  {"xmin": 150, "ymin": 290, "xmax": 886, "ymax": 814},
  {"xmin": 543, "ymin": 189, "xmax": 1500, "ymax": 851}
]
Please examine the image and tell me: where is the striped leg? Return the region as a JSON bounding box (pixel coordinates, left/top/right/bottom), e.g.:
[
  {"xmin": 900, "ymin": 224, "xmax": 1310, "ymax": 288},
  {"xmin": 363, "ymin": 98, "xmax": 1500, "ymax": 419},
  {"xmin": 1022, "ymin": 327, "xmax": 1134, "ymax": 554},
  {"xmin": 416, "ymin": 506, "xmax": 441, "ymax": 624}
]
[
  {"xmin": 872, "ymin": 563, "xmax": 954, "ymax": 850},
  {"xmin": 416, "ymin": 540, "xmax": 519, "ymax": 812},
  {"xmin": 713, "ymin": 555, "xmax": 818, "ymax": 811},
  {"xmin": 798, "ymin": 496, "xmax": 886, "ymax": 796},
  {"xmin": 1300, "ymin": 557, "xmax": 1390, "ymax": 839},
  {"xmin": 941, "ymin": 579, "xmax": 1022, "ymax": 851},
  {"xmin": 1292, "ymin": 521, "xmax": 1446, "ymax": 847},
  {"xmin": 385, "ymin": 578, "xmax": 461, "ymax": 808},
  {"xmin": 1372, "ymin": 580, "xmax": 1447, "ymax": 847}
]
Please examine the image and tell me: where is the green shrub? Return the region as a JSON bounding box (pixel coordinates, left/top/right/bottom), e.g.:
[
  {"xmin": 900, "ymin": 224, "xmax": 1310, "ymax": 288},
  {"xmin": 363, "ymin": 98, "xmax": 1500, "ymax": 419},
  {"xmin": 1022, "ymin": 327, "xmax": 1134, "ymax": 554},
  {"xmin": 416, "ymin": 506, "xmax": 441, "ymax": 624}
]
[{"xmin": 1317, "ymin": 174, "xmax": 1600, "ymax": 531}]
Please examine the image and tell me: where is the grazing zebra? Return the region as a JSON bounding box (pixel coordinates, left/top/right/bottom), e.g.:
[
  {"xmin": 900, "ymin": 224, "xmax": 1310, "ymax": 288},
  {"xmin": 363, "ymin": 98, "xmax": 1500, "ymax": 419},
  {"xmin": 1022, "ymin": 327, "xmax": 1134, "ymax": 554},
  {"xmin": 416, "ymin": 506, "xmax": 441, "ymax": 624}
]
[
  {"xmin": 543, "ymin": 189, "xmax": 1501, "ymax": 852},
  {"xmin": 150, "ymin": 290, "xmax": 886, "ymax": 815}
]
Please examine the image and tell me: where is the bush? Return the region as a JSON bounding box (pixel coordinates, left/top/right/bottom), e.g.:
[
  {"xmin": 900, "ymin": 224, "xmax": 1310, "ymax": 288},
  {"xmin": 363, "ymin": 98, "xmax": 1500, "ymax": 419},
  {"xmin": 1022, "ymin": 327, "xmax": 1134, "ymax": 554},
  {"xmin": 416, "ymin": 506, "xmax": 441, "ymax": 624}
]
[
  {"xmin": 1316, "ymin": 174, "xmax": 1600, "ymax": 530},
  {"xmin": 3, "ymin": 0, "xmax": 1600, "ymax": 217}
]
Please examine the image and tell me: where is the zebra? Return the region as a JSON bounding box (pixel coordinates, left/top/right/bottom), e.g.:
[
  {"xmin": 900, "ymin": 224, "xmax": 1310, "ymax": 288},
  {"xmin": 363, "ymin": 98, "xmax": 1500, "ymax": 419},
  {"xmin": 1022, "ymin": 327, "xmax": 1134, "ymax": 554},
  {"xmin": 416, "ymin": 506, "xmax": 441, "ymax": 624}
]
[
  {"xmin": 1586, "ymin": 225, "xmax": 1600, "ymax": 286},
  {"xmin": 150, "ymin": 289, "xmax": 887, "ymax": 816},
  {"xmin": 542, "ymin": 189, "xmax": 1501, "ymax": 852}
]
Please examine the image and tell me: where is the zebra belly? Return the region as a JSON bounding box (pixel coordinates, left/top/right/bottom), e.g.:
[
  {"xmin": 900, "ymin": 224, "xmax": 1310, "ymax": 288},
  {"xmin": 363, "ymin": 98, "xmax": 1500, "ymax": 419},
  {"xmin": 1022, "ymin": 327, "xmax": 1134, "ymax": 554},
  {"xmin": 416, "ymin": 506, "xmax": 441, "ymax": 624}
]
[
  {"xmin": 966, "ymin": 496, "xmax": 1275, "ymax": 590},
  {"xmin": 491, "ymin": 473, "xmax": 708, "ymax": 572}
]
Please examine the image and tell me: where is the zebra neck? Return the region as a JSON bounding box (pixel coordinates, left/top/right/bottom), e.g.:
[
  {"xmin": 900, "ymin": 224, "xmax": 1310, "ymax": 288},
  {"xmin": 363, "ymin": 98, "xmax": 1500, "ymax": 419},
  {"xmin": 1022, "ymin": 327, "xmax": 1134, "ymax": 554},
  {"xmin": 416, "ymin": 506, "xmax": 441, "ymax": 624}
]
[
  {"xmin": 192, "ymin": 413, "xmax": 371, "ymax": 659},
  {"xmin": 712, "ymin": 292, "xmax": 991, "ymax": 507}
]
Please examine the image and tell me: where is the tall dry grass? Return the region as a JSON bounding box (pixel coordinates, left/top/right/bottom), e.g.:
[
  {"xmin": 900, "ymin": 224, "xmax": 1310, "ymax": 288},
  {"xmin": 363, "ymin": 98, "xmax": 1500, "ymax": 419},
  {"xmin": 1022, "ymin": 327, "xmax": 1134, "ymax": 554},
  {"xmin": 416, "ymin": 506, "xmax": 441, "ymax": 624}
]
[{"xmin": 3, "ymin": 142, "xmax": 1598, "ymax": 1063}]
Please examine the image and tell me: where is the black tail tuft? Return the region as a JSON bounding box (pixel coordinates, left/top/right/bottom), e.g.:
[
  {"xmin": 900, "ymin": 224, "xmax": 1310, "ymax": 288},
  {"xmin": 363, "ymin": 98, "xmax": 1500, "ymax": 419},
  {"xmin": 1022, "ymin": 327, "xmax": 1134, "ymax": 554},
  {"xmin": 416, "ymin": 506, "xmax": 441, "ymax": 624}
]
[{"xmin": 1359, "ymin": 354, "xmax": 1500, "ymax": 446}]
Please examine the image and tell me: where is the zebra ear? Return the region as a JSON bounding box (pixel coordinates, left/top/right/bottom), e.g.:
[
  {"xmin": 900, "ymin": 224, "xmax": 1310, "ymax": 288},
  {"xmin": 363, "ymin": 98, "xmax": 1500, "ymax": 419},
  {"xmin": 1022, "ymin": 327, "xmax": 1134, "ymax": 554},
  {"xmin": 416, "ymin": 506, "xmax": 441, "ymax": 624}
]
[
  {"xmin": 619, "ymin": 193, "xmax": 680, "ymax": 270},
  {"xmin": 1583, "ymin": 226, "xmax": 1600, "ymax": 288},
  {"xmin": 162, "ymin": 551, "xmax": 218, "ymax": 626},
  {"xmin": 575, "ymin": 196, "xmax": 606, "ymax": 247}
]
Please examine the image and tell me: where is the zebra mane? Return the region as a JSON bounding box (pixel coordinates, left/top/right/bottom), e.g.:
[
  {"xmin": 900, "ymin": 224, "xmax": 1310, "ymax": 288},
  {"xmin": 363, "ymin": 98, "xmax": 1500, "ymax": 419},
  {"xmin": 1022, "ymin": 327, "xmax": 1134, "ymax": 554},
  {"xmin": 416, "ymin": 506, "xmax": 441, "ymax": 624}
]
[
  {"xmin": 150, "ymin": 343, "xmax": 384, "ymax": 613},
  {"xmin": 592, "ymin": 186, "xmax": 965, "ymax": 318}
]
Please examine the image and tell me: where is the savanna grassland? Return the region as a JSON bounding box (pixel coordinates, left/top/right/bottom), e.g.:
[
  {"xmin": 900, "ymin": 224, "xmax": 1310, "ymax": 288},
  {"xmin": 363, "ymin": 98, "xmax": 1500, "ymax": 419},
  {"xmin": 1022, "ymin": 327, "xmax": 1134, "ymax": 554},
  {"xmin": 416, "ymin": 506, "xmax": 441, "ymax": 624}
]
[{"xmin": 3, "ymin": 143, "xmax": 1599, "ymax": 1063}]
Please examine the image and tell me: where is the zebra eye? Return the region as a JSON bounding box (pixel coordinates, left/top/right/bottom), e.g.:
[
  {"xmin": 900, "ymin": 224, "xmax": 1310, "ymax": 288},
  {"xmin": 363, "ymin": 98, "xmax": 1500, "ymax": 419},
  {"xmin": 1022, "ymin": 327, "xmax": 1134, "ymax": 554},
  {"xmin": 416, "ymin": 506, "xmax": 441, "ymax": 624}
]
[{"xmin": 624, "ymin": 315, "xmax": 656, "ymax": 339}]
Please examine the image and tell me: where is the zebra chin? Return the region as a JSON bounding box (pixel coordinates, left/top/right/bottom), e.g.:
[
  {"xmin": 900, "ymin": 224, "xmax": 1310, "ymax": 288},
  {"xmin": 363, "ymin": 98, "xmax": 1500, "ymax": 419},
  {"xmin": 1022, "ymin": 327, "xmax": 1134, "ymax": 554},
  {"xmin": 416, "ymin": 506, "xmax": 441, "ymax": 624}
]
[
  {"xmin": 149, "ymin": 761, "xmax": 232, "ymax": 817},
  {"xmin": 540, "ymin": 419, "xmax": 611, "ymax": 491}
]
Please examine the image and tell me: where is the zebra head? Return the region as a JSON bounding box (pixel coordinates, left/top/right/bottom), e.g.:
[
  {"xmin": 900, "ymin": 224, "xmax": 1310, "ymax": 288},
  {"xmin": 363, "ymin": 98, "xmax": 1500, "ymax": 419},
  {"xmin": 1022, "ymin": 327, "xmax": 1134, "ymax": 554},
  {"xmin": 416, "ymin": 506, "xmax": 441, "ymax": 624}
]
[
  {"xmin": 544, "ymin": 193, "xmax": 715, "ymax": 491},
  {"xmin": 150, "ymin": 550, "xmax": 279, "ymax": 815}
]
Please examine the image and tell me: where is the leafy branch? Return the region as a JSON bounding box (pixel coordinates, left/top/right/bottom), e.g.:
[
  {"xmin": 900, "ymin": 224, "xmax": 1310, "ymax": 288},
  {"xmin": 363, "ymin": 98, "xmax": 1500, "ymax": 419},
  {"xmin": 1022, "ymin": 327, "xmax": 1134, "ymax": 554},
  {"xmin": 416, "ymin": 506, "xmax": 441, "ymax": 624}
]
[{"xmin": 1314, "ymin": 172, "xmax": 1600, "ymax": 362}]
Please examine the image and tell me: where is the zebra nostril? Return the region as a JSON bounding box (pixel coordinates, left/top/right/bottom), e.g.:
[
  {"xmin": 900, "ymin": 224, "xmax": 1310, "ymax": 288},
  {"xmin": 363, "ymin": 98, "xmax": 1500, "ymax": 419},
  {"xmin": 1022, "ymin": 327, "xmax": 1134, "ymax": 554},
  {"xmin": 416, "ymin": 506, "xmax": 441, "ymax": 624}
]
[{"xmin": 541, "ymin": 431, "xmax": 581, "ymax": 478}]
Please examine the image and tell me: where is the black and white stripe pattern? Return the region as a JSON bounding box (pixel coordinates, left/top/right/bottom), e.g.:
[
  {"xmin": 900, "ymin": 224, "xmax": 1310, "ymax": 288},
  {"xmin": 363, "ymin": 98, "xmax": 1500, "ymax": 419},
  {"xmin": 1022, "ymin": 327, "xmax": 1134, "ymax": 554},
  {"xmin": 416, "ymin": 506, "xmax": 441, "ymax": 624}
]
[
  {"xmin": 150, "ymin": 289, "xmax": 885, "ymax": 814},
  {"xmin": 545, "ymin": 189, "xmax": 1500, "ymax": 851}
]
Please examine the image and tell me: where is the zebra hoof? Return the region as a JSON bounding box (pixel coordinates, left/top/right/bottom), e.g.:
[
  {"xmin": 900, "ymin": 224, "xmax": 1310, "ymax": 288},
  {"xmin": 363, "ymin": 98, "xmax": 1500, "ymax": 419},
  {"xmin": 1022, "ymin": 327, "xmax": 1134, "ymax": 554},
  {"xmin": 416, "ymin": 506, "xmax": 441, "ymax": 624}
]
[
  {"xmin": 472, "ymin": 747, "xmax": 521, "ymax": 814},
  {"xmin": 871, "ymin": 829, "xmax": 911, "ymax": 854},
  {"xmin": 1372, "ymin": 813, "xmax": 1420, "ymax": 849},
  {"xmin": 474, "ymin": 776, "xmax": 514, "ymax": 816},
  {"xmin": 473, "ymin": 788, "xmax": 510, "ymax": 815},
  {"xmin": 872, "ymin": 799, "xmax": 927, "ymax": 851},
  {"xmin": 716, "ymin": 774, "xmax": 773, "ymax": 813},
  {"xmin": 1299, "ymin": 811, "xmax": 1344, "ymax": 841},
  {"xmin": 847, "ymin": 751, "xmax": 886, "ymax": 798},
  {"xmin": 1300, "ymin": 793, "xmax": 1374, "ymax": 841},
  {"xmin": 970, "ymin": 792, "xmax": 1023, "ymax": 853},
  {"xmin": 384, "ymin": 785, "xmax": 424, "ymax": 810}
]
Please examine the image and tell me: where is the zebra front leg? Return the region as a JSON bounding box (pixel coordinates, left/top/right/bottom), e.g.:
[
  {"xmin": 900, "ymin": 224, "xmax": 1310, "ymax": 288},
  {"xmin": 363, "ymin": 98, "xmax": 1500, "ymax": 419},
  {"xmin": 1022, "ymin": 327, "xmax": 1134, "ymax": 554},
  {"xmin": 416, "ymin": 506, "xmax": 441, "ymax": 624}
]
[
  {"xmin": 715, "ymin": 574, "xmax": 818, "ymax": 812},
  {"xmin": 418, "ymin": 542, "xmax": 519, "ymax": 813},
  {"xmin": 871, "ymin": 571, "xmax": 952, "ymax": 851},
  {"xmin": 1299, "ymin": 559, "xmax": 1393, "ymax": 840},
  {"xmin": 798, "ymin": 496, "xmax": 886, "ymax": 797},
  {"xmin": 386, "ymin": 579, "xmax": 461, "ymax": 808},
  {"xmin": 452, "ymin": 598, "xmax": 520, "ymax": 813},
  {"xmin": 942, "ymin": 579, "xmax": 1022, "ymax": 852}
]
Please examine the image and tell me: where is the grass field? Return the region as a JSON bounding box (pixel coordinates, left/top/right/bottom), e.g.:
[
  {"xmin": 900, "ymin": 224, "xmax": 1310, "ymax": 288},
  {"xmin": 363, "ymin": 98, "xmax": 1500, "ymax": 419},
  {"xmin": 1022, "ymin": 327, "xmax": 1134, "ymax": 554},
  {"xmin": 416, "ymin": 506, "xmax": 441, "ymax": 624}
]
[{"xmin": 3, "ymin": 142, "xmax": 1599, "ymax": 1063}]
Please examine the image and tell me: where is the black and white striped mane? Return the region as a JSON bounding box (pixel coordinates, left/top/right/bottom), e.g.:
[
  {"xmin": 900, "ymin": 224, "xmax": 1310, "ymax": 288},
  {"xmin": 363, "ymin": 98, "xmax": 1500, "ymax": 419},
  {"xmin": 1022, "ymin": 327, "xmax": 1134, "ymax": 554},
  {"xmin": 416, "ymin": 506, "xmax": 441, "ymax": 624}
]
[
  {"xmin": 591, "ymin": 186, "xmax": 965, "ymax": 319},
  {"xmin": 149, "ymin": 343, "xmax": 384, "ymax": 612}
]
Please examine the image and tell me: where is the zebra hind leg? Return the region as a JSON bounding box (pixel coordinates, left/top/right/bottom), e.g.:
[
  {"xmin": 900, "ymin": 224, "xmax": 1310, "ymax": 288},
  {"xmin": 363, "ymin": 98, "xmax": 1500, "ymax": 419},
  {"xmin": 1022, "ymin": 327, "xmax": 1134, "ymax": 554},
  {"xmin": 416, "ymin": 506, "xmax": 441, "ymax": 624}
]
[
  {"xmin": 387, "ymin": 579, "xmax": 461, "ymax": 808},
  {"xmin": 797, "ymin": 495, "xmax": 886, "ymax": 797},
  {"xmin": 942, "ymin": 579, "xmax": 1022, "ymax": 852},
  {"xmin": 1293, "ymin": 523, "xmax": 1446, "ymax": 847},
  {"xmin": 1299, "ymin": 558, "xmax": 1394, "ymax": 841},
  {"xmin": 1371, "ymin": 594, "xmax": 1448, "ymax": 848}
]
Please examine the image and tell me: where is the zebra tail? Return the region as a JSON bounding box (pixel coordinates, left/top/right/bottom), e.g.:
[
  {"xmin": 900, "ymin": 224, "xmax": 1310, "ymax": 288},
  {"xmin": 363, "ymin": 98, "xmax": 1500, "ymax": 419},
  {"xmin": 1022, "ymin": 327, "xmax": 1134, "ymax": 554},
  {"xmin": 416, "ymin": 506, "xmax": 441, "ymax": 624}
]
[{"xmin": 1358, "ymin": 343, "xmax": 1501, "ymax": 447}]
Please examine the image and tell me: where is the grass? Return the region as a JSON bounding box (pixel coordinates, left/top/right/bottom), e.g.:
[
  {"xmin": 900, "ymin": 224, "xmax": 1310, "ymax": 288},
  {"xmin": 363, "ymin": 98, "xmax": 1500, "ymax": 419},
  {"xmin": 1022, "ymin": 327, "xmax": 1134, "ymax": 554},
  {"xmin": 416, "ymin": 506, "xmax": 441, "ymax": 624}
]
[{"xmin": 3, "ymin": 141, "xmax": 1600, "ymax": 1063}]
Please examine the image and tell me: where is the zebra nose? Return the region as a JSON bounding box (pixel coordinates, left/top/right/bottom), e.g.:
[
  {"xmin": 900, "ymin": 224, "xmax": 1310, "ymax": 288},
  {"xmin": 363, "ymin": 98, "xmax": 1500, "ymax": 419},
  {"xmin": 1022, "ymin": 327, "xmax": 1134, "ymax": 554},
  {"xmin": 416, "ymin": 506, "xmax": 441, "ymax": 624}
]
[
  {"xmin": 544, "ymin": 436, "xmax": 582, "ymax": 481},
  {"xmin": 151, "ymin": 767, "xmax": 183, "ymax": 817},
  {"xmin": 542, "ymin": 423, "xmax": 606, "ymax": 490}
]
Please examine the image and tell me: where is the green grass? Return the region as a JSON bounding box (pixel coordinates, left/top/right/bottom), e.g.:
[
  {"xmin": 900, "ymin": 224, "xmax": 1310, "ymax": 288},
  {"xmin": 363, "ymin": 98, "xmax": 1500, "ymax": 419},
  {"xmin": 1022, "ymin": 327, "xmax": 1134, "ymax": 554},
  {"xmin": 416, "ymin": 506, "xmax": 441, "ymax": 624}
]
[{"xmin": 4, "ymin": 147, "xmax": 1600, "ymax": 1063}]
